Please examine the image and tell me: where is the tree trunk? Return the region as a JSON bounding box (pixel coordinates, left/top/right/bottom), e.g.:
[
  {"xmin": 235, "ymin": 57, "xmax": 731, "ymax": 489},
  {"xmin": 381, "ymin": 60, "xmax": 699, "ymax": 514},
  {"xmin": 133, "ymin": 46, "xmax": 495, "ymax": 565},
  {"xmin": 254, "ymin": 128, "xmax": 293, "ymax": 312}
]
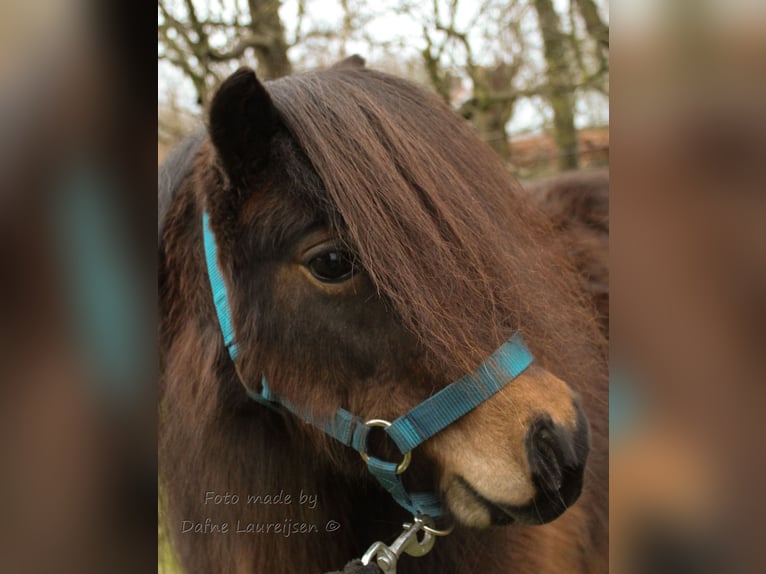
[
  {"xmin": 470, "ymin": 102, "xmax": 512, "ymax": 162},
  {"xmin": 533, "ymin": 0, "xmax": 579, "ymax": 171},
  {"xmin": 247, "ymin": 0, "xmax": 292, "ymax": 79},
  {"xmin": 573, "ymin": 0, "xmax": 609, "ymax": 50},
  {"xmin": 459, "ymin": 64, "xmax": 518, "ymax": 163}
]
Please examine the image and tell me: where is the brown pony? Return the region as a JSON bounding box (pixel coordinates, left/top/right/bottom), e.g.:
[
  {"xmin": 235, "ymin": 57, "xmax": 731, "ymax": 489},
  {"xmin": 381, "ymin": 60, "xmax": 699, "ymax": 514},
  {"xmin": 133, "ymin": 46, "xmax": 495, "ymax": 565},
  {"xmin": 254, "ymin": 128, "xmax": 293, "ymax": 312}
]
[{"xmin": 159, "ymin": 59, "xmax": 608, "ymax": 574}]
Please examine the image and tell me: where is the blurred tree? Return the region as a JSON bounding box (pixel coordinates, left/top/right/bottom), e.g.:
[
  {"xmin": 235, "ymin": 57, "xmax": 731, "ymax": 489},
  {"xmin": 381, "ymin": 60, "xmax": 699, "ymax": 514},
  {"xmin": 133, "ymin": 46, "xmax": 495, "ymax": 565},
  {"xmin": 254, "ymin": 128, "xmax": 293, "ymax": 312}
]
[
  {"xmin": 158, "ymin": 85, "xmax": 199, "ymax": 145},
  {"xmin": 157, "ymin": 0, "xmax": 609, "ymax": 173},
  {"xmin": 418, "ymin": 0, "xmax": 525, "ymax": 161},
  {"xmin": 412, "ymin": 0, "xmax": 608, "ymax": 167},
  {"xmin": 158, "ymin": 0, "xmax": 295, "ymax": 107},
  {"xmin": 246, "ymin": 0, "xmax": 292, "ymax": 77},
  {"xmin": 532, "ymin": 0, "xmax": 579, "ymax": 170},
  {"xmin": 567, "ymin": 0, "xmax": 609, "ymax": 95},
  {"xmin": 573, "ymin": 0, "xmax": 608, "ymax": 55},
  {"xmin": 458, "ymin": 63, "xmax": 521, "ymax": 162}
]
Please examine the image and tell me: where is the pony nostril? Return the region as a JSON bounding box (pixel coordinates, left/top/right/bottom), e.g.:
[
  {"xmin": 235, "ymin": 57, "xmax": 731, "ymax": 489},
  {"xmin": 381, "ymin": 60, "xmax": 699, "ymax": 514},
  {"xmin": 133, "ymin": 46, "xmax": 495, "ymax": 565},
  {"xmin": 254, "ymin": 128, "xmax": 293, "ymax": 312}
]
[
  {"xmin": 527, "ymin": 417, "xmax": 576, "ymax": 493},
  {"xmin": 533, "ymin": 428, "xmax": 563, "ymax": 491}
]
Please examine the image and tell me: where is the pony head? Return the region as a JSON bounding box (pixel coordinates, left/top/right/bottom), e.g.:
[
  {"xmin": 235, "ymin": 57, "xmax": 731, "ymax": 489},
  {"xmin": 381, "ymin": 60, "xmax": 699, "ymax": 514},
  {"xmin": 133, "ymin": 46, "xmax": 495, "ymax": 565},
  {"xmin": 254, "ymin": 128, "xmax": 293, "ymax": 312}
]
[{"xmin": 192, "ymin": 63, "xmax": 603, "ymax": 528}]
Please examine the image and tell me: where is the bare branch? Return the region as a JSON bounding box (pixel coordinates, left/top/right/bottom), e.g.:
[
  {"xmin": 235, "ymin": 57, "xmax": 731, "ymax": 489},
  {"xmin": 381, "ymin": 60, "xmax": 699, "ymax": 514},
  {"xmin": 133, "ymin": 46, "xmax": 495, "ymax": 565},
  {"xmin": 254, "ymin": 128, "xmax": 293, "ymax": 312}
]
[
  {"xmin": 207, "ymin": 35, "xmax": 272, "ymax": 61},
  {"xmin": 433, "ymin": 22, "xmax": 476, "ymax": 77},
  {"xmin": 421, "ymin": 27, "xmax": 451, "ymax": 103},
  {"xmin": 159, "ymin": 2, "xmax": 196, "ymax": 50},
  {"xmin": 183, "ymin": 0, "xmax": 203, "ymax": 32}
]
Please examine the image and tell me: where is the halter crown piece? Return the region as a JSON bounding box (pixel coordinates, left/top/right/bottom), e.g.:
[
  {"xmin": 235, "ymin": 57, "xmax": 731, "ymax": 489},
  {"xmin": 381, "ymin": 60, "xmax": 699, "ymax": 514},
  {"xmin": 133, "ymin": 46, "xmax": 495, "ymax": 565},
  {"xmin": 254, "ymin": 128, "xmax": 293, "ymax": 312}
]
[{"xmin": 202, "ymin": 210, "xmax": 534, "ymax": 554}]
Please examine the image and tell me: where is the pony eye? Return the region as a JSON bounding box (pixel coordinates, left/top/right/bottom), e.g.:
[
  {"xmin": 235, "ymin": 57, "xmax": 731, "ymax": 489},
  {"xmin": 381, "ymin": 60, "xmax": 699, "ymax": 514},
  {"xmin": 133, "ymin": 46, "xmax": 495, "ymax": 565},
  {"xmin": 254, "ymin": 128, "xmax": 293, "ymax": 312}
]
[{"xmin": 307, "ymin": 250, "xmax": 357, "ymax": 283}]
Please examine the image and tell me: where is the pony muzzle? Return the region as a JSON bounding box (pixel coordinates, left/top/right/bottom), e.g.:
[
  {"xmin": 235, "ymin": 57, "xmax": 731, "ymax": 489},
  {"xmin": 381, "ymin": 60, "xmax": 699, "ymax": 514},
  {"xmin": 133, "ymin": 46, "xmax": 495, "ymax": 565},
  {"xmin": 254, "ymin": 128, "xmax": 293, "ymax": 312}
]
[{"xmin": 427, "ymin": 367, "xmax": 590, "ymax": 527}]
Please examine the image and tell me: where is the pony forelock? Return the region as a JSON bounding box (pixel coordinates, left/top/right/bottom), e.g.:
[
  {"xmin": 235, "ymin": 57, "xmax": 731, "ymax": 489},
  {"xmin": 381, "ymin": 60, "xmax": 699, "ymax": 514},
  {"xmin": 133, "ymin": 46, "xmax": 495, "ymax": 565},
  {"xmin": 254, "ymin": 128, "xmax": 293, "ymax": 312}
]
[{"xmin": 267, "ymin": 68, "xmax": 604, "ymax": 386}]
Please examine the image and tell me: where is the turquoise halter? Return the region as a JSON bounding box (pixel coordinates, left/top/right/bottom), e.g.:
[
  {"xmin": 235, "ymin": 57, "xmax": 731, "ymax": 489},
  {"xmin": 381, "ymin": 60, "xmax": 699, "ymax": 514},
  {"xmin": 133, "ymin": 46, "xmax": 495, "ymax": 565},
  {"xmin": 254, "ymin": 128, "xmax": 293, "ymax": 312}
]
[{"xmin": 202, "ymin": 211, "xmax": 534, "ymax": 518}]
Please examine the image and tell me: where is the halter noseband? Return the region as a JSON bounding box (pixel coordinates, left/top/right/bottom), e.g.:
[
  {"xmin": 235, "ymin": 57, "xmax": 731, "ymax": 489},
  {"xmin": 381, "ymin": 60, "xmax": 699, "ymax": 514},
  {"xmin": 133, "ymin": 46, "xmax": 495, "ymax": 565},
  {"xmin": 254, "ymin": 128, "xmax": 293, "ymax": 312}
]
[{"xmin": 202, "ymin": 211, "xmax": 534, "ymax": 519}]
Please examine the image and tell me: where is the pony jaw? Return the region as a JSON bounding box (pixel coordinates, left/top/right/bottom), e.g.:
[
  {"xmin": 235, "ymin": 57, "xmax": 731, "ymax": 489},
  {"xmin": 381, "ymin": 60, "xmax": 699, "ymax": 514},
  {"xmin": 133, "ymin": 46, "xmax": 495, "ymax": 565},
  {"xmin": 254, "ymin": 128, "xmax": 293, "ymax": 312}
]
[{"xmin": 443, "ymin": 474, "xmax": 535, "ymax": 528}]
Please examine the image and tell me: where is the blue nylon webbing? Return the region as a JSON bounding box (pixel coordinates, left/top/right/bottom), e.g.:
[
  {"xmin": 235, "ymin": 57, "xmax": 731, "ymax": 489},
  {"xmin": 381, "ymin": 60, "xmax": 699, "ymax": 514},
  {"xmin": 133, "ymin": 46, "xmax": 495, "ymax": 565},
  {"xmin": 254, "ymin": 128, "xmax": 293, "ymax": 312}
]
[
  {"xmin": 247, "ymin": 377, "xmax": 372, "ymax": 449},
  {"xmin": 385, "ymin": 333, "xmax": 533, "ymax": 453},
  {"xmin": 202, "ymin": 211, "xmax": 239, "ymax": 360},
  {"xmin": 202, "ymin": 210, "xmax": 535, "ymax": 518},
  {"xmin": 366, "ymin": 458, "xmax": 445, "ymax": 517}
]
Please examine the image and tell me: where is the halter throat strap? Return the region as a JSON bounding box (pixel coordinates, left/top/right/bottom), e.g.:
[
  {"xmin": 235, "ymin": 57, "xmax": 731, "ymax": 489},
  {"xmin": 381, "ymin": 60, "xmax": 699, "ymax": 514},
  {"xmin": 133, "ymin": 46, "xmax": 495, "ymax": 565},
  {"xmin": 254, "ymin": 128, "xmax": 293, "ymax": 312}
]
[{"xmin": 202, "ymin": 211, "xmax": 534, "ymax": 518}]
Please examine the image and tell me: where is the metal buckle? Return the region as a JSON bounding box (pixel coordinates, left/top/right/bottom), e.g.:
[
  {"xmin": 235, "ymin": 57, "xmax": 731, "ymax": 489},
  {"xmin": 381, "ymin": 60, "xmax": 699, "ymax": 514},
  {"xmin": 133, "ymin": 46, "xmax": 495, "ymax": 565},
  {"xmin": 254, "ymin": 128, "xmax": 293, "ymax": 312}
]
[
  {"xmin": 360, "ymin": 516, "xmax": 439, "ymax": 574},
  {"xmin": 359, "ymin": 419, "xmax": 412, "ymax": 474},
  {"xmin": 413, "ymin": 514, "xmax": 454, "ymax": 537}
]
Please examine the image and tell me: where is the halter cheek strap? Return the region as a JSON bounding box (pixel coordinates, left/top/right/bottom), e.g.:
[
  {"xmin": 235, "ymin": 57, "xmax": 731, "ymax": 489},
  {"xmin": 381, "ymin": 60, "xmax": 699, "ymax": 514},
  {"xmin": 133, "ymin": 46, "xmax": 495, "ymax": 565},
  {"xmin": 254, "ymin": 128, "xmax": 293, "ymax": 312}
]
[{"xmin": 202, "ymin": 211, "xmax": 534, "ymax": 518}]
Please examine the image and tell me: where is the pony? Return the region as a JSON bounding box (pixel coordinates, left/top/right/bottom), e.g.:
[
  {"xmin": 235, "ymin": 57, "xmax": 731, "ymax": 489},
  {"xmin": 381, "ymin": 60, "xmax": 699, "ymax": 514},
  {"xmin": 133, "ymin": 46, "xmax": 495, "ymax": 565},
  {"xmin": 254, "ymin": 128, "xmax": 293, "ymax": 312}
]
[{"xmin": 159, "ymin": 58, "xmax": 608, "ymax": 574}]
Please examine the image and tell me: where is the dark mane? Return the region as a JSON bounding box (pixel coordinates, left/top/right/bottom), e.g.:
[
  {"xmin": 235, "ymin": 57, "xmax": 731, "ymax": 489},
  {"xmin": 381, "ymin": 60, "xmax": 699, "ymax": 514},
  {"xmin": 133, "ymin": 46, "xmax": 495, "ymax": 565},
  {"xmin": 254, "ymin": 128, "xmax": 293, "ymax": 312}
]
[
  {"xmin": 158, "ymin": 129, "xmax": 205, "ymax": 242},
  {"xmin": 525, "ymin": 168, "xmax": 609, "ymax": 336}
]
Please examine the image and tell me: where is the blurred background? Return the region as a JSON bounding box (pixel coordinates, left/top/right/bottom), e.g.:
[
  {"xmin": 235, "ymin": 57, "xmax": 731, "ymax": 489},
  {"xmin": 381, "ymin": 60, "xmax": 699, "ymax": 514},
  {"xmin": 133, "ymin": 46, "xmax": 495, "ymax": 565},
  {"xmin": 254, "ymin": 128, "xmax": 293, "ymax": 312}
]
[
  {"xmin": 610, "ymin": 1, "xmax": 766, "ymax": 571},
  {"xmin": 157, "ymin": 0, "xmax": 609, "ymax": 179},
  {"xmin": 0, "ymin": 0, "xmax": 765, "ymax": 572},
  {"xmin": 0, "ymin": 1, "xmax": 155, "ymax": 573}
]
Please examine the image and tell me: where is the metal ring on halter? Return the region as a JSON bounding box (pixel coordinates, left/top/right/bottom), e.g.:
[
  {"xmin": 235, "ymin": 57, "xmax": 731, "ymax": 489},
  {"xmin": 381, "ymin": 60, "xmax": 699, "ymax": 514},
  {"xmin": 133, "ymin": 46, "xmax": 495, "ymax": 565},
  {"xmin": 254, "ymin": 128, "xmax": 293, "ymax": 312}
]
[
  {"xmin": 359, "ymin": 419, "xmax": 412, "ymax": 474},
  {"xmin": 413, "ymin": 515, "xmax": 454, "ymax": 537}
]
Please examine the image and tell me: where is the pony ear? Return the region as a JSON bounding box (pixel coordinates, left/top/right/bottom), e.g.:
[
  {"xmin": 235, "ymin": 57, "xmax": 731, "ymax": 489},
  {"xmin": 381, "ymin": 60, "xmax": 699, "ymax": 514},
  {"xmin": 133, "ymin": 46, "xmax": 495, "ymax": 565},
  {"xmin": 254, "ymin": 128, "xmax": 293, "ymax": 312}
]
[
  {"xmin": 208, "ymin": 67, "xmax": 279, "ymax": 186},
  {"xmin": 331, "ymin": 55, "xmax": 366, "ymax": 70}
]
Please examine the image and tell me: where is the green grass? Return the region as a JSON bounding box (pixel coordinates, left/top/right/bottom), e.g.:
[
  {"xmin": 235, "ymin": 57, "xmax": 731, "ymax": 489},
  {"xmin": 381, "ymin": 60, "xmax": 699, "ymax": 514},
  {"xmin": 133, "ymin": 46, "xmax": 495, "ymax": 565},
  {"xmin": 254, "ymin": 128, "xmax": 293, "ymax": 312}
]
[{"xmin": 158, "ymin": 501, "xmax": 182, "ymax": 574}]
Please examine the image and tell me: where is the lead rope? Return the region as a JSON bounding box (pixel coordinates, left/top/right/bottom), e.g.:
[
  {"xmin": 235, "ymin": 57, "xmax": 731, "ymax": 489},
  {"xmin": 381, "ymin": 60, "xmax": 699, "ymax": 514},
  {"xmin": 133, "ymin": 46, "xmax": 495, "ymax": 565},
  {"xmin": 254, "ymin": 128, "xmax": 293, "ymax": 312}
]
[{"xmin": 359, "ymin": 515, "xmax": 453, "ymax": 574}]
